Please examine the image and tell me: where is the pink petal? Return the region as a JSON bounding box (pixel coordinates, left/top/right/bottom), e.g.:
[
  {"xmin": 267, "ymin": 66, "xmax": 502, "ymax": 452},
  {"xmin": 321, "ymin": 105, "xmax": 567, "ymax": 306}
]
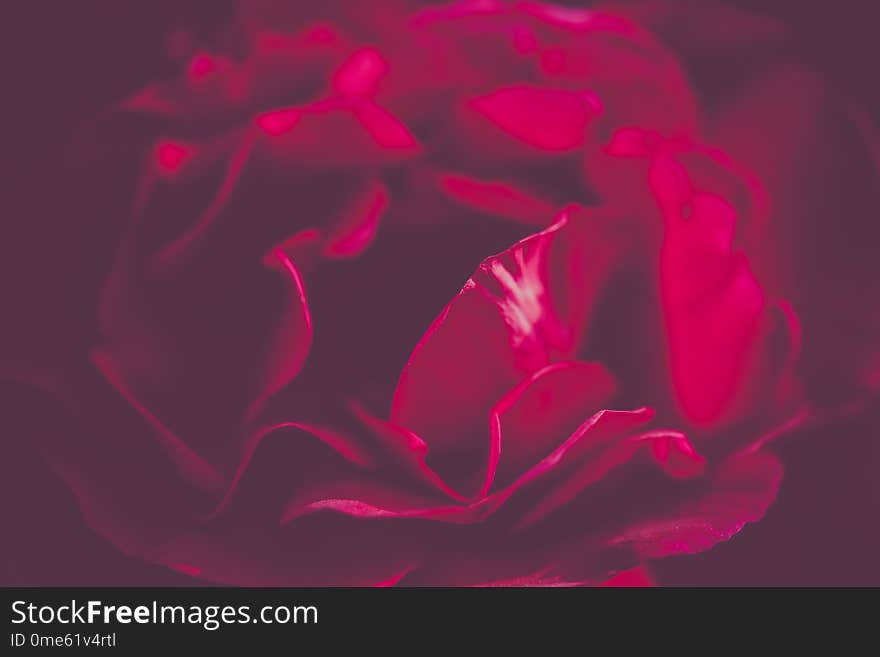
[
  {"xmin": 599, "ymin": 565, "xmax": 655, "ymax": 587},
  {"xmin": 262, "ymin": 228, "xmax": 323, "ymax": 270},
  {"xmin": 323, "ymin": 179, "xmax": 387, "ymax": 258},
  {"xmin": 258, "ymin": 99, "xmax": 420, "ymax": 164},
  {"xmin": 606, "ymin": 450, "xmax": 783, "ymax": 559},
  {"xmin": 649, "ymin": 431, "xmax": 707, "ymax": 480},
  {"xmin": 489, "ymin": 361, "xmax": 617, "ymax": 491},
  {"xmin": 466, "ymin": 85, "xmax": 598, "ymax": 152},
  {"xmin": 353, "ymin": 101, "xmax": 420, "ymax": 150},
  {"xmin": 653, "ymin": 156, "xmax": 770, "ymax": 427},
  {"xmin": 279, "ymin": 479, "xmax": 465, "ymax": 526},
  {"xmin": 155, "ymin": 141, "xmax": 193, "ymax": 174},
  {"xmin": 332, "ymin": 48, "xmax": 389, "ymax": 97},
  {"xmin": 392, "ymin": 207, "xmax": 627, "ymax": 458},
  {"xmin": 436, "ymin": 172, "xmax": 558, "ymax": 225},
  {"xmin": 256, "ymin": 108, "xmax": 302, "ymax": 136},
  {"xmin": 351, "ymin": 404, "xmax": 467, "ymax": 502},
  {"xmin": 246, "ymin": 249, "xmax": 313, "ymax": 419}
]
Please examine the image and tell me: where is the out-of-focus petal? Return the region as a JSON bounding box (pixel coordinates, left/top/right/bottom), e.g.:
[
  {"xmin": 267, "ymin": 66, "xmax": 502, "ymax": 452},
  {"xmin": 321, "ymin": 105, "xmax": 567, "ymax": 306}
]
[
  {"xmin": 651, "ymin": 154, "xmax": 773, "ymax": 428},
  {"xmin": 332, "ymin": 48, "xmax": 389, "ymax": 97},
  {"xmin": 464, "ymin": 85, "xmax": 600, "ymax": 152},
  {"xmin": 436, "ymin": 172, "xmax": 559, "ymax": 225},
  {"xmin": 606, "ymin": 450, "xmax": 783, "ymax": 558},
  {"xmin": 649, "ymin": 430, "xmax": 707, "ymax": 480},
  {"xmin": 487, "ymin": 407, "xmax": 657, "ymax": 525},
  {"xmin": 522, "ymin": 8, "xmax": 699, "ymax": 140},
  {"xmin": 489, "ymin": 361, "xmax": 617, "ymax": 490},
  {"xmin": 246, "ymin": 249, "xmax": 313, "ymax": 419},
  {"xmin": 599, "ymin": 565, "xmax": 655, "ymax": 587},
  {"xmin": 257, "ymin": 99, "xmax": 420, "ymax": 164},
  {"xmin": 513, "ymin": 423, "xmax": 699, "ymax": 530},
  {"xmin": 323, "ymin": 179, "xmax": 388, "ymax": 258},
  {"xmin": 351, "ymin": 404, "xmax": 468, "ymax": 502}
]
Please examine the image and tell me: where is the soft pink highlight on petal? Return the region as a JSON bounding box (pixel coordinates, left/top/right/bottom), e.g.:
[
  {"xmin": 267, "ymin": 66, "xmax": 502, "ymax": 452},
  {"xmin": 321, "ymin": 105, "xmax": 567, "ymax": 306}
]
[
  {"xmin": 170, "ymin": 563, "xmax": 202, "ymax": 577},
  {"xmin": 468, "ymin": 86, "xmax": 597, "ymax": 151},
  {"xmin": 246, "ymin": 249, "xmax": 313, "ymax": 419},
  {"xmin": 489, "ymin": 361, "xmax": 617, "ymax": 491},
  {"xmin": 323, "ymin": 180, "xmax": 388, "ymax": 258},
  {"xmin": 188, "ymin": 53, "xmax": 218, "ymax": 82},
  {"xmin": 333, "ymin": 48, "xmax": 389, "ymax": 97},
  {"xmin": 374, "ymin": 567, "xmax": 417, "ymax": 587},
  {"xmin": 285, "ymin": 497, "xmax": 465, "ymax": 524},
  {"xmin": 515, "ymin": 1, "xmax": 607, "ymax": 31},
  {"xmin": 599, "ymin": 565, "xmax": 655, "ymax": 587},
  {"xmin": 262, "ymin": 228, "xmax": 323, "ymax": 269},
  {"xmin": 607, "ymin": 451, "xmax": 784, "ymax": 558},
  {"xmin": 647, "ymin": 431, "xmax": 707, "ymax": 479},
  {"xmin": 351, "ymin": 403, "xmax": 468, "ymax": 502},
  {"xmin": 156, "ymin": 141, "xmax": 191, "ymax": 174},
  {"xmin": 209, "ymin": 421, "xmax": 374, "ymax": 520},
  {"xmin": 353, "ymin": 101, "xmax": 419, "ymax": 150},
  {"xmin": 437, "ymin": 172, "xmax": 558, "ymax": 225},
  {"xmin": 257, "ymin": 108, "xmax": 302, "ymax": 136}
]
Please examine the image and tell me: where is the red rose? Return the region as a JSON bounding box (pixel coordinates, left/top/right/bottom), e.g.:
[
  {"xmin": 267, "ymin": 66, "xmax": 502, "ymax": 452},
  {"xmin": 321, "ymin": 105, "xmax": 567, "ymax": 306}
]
[{"xmin": 1, "ymin": 1, "xmax": 875, "ymax": 585}]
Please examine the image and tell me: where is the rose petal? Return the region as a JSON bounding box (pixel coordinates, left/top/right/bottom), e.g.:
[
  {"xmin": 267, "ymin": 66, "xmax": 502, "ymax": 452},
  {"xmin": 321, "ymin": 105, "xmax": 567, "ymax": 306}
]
[
  {"xmin": 465, "ymin": 85, "xmax": 598, "ymax": 152},
  {"xmin": 436, "ymin": 171, "xmax": 559, "ymax": 225},
  {"xmin": 486, "ymin": 407, "xmax": 656, "ymax": 525},
  {"xmin": 209, "ymin": 422, "xmax": 375, "ymax": 520},
  {"xmin": 392, "ymin": 207, "xmax": 628, "ymax": 460},
  {"xmin": 648, "ymin": 154, "xmax": 774, "ymax": 427},
  {"xmin": 351, "ymin": 404, "xmax": 467, "ymax": 502},
  {"xmin": 489, "ymin": 361, "xmax": 617, "ymax": 491},
  {"xmin": 323, "ymin": 179, "xmax": 388, "ymax": 258},
  {"xmin": 332, "ymin": 47, "xmax": 389, "ymax": 97},
  {"xmin": 606, "ymin": 450, "xmax": 783, "ymax": 558},
  {"xmin": 649, "ymin": 431, "xmax": 708, "ymax": 480},
  {"xmin": 246, "ymin": 249, "xmax": 313, "ymax": 419},
  {"xmin": 258, "ymin": 99, "xmax": 420, "ymax": 165},
  {"xmin": 599, "ymin": 565, "xmax": 655, "ymax": 587}
]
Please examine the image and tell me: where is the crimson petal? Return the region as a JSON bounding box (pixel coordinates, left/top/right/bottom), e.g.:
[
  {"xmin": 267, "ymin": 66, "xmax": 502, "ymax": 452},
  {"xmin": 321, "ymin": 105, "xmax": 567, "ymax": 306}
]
[
  {"xmin": 606, "ymin": 450, "xmax": 783, "ymax": 559},
  {"xmin": 392, "ymin": 207, "xmax": 628, "ymax": 462},
  {"xmin": 465, "ymin": 85, "xmax": 600, "ymax": 152},
  {"xmin": 652, "ymin": 155, "xmax": 774, "ymax": 428},
  {"xmin": 488, "ymin": 361, "xmax": 617, "ymax": 491}
]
